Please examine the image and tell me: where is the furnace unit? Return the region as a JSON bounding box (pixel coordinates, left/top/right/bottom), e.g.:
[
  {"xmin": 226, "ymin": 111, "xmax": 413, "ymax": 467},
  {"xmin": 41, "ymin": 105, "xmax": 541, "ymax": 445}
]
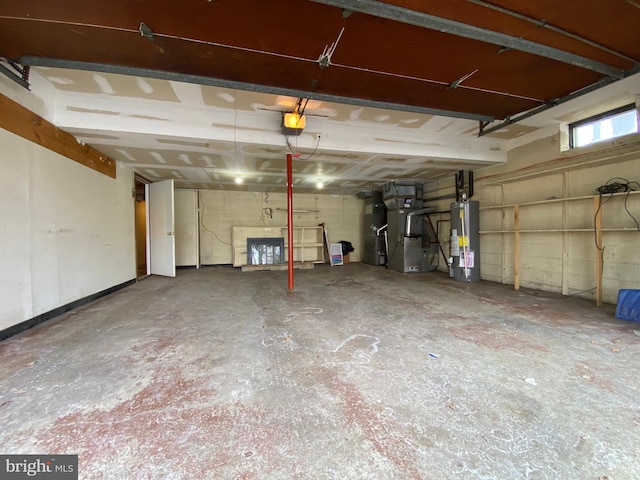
[{"xmin": 382, "ymin": 181, "xmax": 436, "ymax": 273}]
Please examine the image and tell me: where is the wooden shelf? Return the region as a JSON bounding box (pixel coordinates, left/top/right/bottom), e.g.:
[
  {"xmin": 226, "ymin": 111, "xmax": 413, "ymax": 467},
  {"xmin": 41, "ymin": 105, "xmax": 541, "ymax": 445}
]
[
  {"xmin": 480, "ymin": 189, "xmax": 640, "ymax": 210},
  {"xmin": 281, "ymin": 227, "xmax": 324, "ymax": 264},
  {"xmin": 478, "ymin": 192, "xmax": 639, "ymax": 307}
]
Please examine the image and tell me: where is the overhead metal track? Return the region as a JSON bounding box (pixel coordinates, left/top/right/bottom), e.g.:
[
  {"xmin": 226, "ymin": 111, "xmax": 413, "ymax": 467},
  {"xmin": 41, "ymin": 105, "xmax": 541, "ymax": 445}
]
[
  {"xmin": 21, "ymin": 56, "xmax": 494, "ymax": 122},
  {"xmin": 466, "ymin": 0, "xmax": 639, "ymax": 65},
  {"xmin": 311, "ymin": 0, "xmax": 625, "ymax": 78},
  {"xmin": 478, "ymin": 66, "xmax": 640, "ymax": 136},
  {"xmin": 0, "ymin": 59, "xmax": 30, "ymax": 90}
]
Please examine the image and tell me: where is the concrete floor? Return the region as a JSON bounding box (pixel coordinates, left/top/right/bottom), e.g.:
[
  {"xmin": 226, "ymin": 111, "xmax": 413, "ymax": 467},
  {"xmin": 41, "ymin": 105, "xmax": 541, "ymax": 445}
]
[{"xmin": 1, "ymin": 263, "xmax": 639, "ymax": 479}]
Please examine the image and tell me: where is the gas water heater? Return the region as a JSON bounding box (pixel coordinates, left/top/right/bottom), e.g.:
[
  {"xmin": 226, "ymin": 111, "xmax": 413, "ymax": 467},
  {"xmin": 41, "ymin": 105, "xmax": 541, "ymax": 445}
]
[{"xmin": 450, "ymin": 200, "xmax": 480, "ymax": 282}]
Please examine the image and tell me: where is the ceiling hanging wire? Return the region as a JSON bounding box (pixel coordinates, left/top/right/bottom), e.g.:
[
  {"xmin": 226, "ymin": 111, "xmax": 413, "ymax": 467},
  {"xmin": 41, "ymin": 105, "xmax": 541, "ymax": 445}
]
[
  {"xmin": 328, "ymin": 61, "xmax": 543, "ymax": 102},
  {"xmin": 317, "ymin": 26, "xmax": 345, "ymax": 68},
  {"xmin": 310, "ymin": 0, "xmax": 625, "ymax": 78},
  {"xmin": 233, "ymin": 91, "xmax": 242, "ymax": 186},
  {"xmin": 6, "ymin": 14, "xmax": 543, "ymax": 103},
  {"xmin": 0, "ymin": 15, "xmax": 315, "ymax": 64}
]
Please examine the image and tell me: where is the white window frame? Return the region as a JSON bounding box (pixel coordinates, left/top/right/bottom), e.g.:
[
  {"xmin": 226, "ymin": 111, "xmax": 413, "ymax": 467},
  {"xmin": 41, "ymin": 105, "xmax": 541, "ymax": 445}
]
[{"xmin": 569, "ymin": 103, "xmax": 638, "ymax": 149}]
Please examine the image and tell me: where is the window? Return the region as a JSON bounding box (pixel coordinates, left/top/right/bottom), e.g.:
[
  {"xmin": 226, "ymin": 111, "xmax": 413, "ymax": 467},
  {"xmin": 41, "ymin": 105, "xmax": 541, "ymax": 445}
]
[{"xmin": 570, "ymin": 104, "xmax": 638, "ymax": 148}]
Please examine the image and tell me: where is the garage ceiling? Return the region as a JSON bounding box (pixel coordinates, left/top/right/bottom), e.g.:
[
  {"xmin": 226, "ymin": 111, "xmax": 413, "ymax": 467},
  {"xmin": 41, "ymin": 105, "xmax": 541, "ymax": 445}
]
[{"xmin": 1, "ymin": 0, "xmax": 639, "ymax": 194}]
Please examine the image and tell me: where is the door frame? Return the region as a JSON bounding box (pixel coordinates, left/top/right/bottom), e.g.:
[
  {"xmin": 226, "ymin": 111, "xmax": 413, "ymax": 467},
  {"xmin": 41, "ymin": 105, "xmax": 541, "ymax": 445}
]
[{"xmin": 133, "ymin": 173, "xmax": 150, "ymax": 278}]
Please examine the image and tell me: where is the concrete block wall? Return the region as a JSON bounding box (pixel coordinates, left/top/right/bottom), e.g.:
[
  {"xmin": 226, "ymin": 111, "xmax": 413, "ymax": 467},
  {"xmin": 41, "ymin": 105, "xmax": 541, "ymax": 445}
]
[
  {"xmin": 425, "ymin": 132, "xmax": 640, "ymax": 305},
  {"xmin": 199, "ymin": 190, "xmax": 365, "ymax": 265}
]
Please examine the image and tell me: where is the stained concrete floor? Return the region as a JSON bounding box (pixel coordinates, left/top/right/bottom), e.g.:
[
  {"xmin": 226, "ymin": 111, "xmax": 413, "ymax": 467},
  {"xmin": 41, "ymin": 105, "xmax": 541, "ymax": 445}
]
[{"xmin": 1, "ymin": 263, "xmax": 639, "ymax": 479}]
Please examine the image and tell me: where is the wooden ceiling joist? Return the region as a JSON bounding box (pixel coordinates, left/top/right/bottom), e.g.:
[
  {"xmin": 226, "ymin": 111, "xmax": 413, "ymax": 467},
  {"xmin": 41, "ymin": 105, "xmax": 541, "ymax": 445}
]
[{"xmin": 0, "ymin": 92, "xmax": 116, "ymax": 178}]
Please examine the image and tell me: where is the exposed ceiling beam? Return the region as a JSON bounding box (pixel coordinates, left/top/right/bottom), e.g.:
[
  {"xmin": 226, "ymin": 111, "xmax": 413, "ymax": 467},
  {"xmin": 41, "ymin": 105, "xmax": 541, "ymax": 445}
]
[
  {"xmin": 312, "ymin": 0, "xmax": 625, "ymax": 78},
  {"xmin": 21, "ymin": 56, "xmax": 494, "ymax": 122}
]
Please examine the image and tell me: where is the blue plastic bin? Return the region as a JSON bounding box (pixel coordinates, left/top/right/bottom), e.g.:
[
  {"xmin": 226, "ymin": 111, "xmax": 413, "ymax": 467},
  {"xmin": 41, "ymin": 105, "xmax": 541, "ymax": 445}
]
[{"xmin": 615, "ymin": 289, "xmax": 640, "ymax": 322}]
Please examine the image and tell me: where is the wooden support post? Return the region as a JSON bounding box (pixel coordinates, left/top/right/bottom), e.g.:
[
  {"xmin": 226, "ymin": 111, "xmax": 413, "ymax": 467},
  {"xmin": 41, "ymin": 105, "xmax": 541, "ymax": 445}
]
[
  {"xmin": 594, "ymin": 195, "xmax": 603, "ymax": 307},
  {"xmin": 561, "ymin": 172, "xmax": 569, "ymax": 296},
  {"xmin": 287, "ymin": 153, "xmax": 294, "ymax": 294},
  {"xmin": 0, "ymin": 92, "xmax": 116, "ymax": 178},
  {"xmin": 514, "ymin": 204, "xmax": 520, "ymax": 291}
]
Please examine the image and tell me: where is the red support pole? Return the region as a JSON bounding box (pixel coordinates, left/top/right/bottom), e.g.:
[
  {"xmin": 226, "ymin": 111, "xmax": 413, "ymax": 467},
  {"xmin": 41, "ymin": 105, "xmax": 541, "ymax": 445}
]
[{"xmin": 287, "ymin": 153, "xmax": 294, "ymax": 294}]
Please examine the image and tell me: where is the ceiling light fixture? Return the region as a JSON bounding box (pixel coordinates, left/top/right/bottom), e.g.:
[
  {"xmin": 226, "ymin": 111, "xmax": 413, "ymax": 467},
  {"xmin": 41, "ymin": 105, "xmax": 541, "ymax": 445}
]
[
  {"xmin": 234, "ymin": 176, "xmax": 244, "ymax": 184},
  {"xmin": 282, "ymin": 98, "xmax": 309, "ymax": 136},
  {"xmin": 316, "ymin": 180, "xmax": 324, "ymax": 189}
]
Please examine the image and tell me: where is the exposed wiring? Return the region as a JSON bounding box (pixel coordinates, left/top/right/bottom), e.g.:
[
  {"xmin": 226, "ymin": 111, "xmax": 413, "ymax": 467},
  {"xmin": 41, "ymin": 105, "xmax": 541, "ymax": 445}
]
[
  {"xmin": 297, "ymin": 135, "xmax": 321, "ymax": 161},
  {"xmin": 592, "ymin": 176, "xmax": 639, "ymax": 292},
  {"xmin": 593, "ymin": 192, "xmax": 605, "ymax": 249},
  {"xmin": 285, "ymin": 133, "xmax": 321, "ymax": 161},
  {"xmin": 199, "ymin": 197, "xmax": 232, "ymax": 245},
  {"xmin": 596, "ymin": 176, "xmax": 636, "ymax": 195},
  {"xmin": 519, "ymin": 286, "xmax": 597, "ymax": 299},
  {"xmin": 285, "ymin": 135, "xmax": 297, "ymax": 156},
  {"xmin": 596, "ymin": 177, "xmax": 640, "ymax": 230},
  {"xmin": 593, "ymin": 191, "xmax": 606, "ymax": 289},
  {"xmin": 566, "ymin": 287, "xmax": 598, "ymax": 297}
]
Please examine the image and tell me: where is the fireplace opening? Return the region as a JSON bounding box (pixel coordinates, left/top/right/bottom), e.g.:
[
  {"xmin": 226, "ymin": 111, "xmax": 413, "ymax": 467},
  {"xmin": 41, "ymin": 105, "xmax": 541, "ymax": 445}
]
[{"xmin": 247, "ymin": 237, "xmax": 285, "ymax": 265}]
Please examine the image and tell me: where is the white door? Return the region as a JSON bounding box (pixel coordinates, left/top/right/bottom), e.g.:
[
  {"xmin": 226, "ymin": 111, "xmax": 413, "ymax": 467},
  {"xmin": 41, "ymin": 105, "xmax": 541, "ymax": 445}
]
[
  {"xmin": 174, "ymin": 190, "xmax": 199, "ymax": 267},
  {"xmin": 148, "ymin": 179, "xmax": 176, "ymax": 277}
]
